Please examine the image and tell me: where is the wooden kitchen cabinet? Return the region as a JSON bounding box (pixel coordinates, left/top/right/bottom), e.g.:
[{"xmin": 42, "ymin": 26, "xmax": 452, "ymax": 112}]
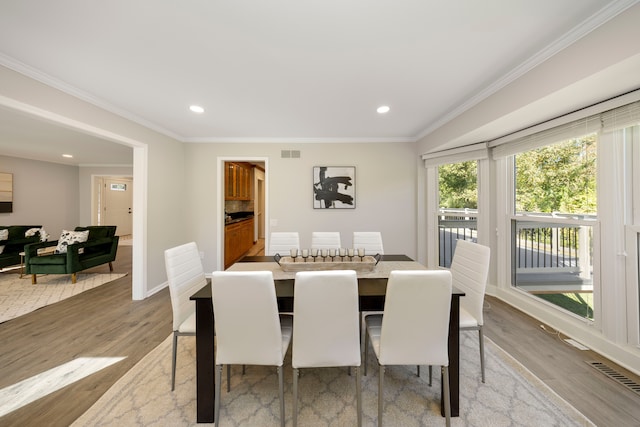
[
  {"xmin": 224, "ymin": 218, "xmax": 255, "ymax": 268},
  {"xmin": 225, "ymin": 162, "xmax": 253, "ymax": 200}
]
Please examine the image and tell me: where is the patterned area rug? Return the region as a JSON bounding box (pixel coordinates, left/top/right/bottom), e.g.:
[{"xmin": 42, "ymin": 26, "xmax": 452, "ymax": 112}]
[
  {"xmin": 71, "ymin": 332, "xmax": 594, "ymax": 426},
  {"xmin": 0, "ymin": 272, "xmax": 127, "ymax": 323}
]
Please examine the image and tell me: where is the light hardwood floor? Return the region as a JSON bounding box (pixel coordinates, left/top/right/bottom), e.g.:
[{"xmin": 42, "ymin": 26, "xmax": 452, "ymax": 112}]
[{"xmin": 1, "ymin": 242, "xmax": 639, "ymax": 426}]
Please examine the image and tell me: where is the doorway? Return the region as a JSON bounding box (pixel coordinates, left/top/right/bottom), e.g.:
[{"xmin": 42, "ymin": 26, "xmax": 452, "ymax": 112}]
[
  {"xmin": 218, "ymin": 157, "xmax": 268, "ymax": 270},
  {"xmin": 94, "ymin": 176, "xmax": 133, "ymax": 236}
]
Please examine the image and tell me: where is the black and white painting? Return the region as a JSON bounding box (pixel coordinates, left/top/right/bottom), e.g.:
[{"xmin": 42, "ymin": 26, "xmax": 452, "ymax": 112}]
[{"xmin": 313, "ymin": 166, "xmax": 355, "ymax": 209}]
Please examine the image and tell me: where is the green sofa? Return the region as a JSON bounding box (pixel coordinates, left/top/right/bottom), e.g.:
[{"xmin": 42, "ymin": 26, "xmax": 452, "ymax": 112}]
[
  {"xmin": 0, "ymin": 225, "xmax": 43, "ymax": 269},
  {"xmin": 25, "ymin": 226, "xmax": 119, "ymax": 284}
]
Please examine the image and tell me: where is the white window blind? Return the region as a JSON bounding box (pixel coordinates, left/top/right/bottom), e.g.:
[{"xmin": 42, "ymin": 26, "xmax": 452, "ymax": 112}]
[
  {"xmin": 491, "ymin": 115, "xmax": 600, "ymax": 158},
  {"xmin": 491, "ymin": 90, "xmax": 640, "ymax": 158},
  {"xmin": 601, "ymin": 100, "xmax": 640, "ymax": 133},
  {"xmin": 422, "ymin": 142, "xmax": 488, "ymax": 168}
]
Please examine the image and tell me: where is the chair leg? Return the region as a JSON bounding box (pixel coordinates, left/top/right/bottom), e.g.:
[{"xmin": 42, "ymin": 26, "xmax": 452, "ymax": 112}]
[
  {"xmin": 227, "ymin": 364, "xmax": 231, "ymax": 392},
  {"xmin": 364, "ymin": 331, "xmax": 369, "ymax": 376},
  {"xmin": 293, "ymin": 368, "xmax": 300, "ymax": 427},
  {"xmin": 442, "ymin": 366, "xmax": 451, "ymax": 427},
  {"xmin": 171, "ymin": 332, "xmax": 178, "ymax": 391},
  {"xmin": 278, "ymin": 366, "xmax": 285, "ymax": 427},
  {"xmin": 71, "ymin": 273, "xmax": 77, "ymax": 284},
  {"xmin": 355, "ymin": 366, "xmax": 362, "ymax": 427},
  {"xmin": 429, "ymin": 365, "xmax": 433, "ymax": 387},
  {"xmin": 32, "ymin": 274, "xmax": 37, "ymax": 285},
  {"xmin": 378, "ymin": 364, "xmax": 385, "ymax": 427},
  {"xmin": 214, "ymin": 364, "xmax": 223, "ymax": 427},
  {"xmin": 479, "ymin": 326, "xmax": 486, "ymax": 383},
  {"xmin": 108, "ymin": 261, "xmax": 114, "ymax": 272},
  {"xmin": 417, "ymin": 365, "xmax": 420, "ymax": 377}
]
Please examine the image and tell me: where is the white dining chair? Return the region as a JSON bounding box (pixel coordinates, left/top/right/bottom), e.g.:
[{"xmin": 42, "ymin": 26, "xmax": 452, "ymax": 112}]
[
  {"xmin": 164, "ymin": 242, "xmax": 207, "ymax": 391},
  {"xmin": 292, "ymin": 270, "xmax": 362, "ymax": 427},
  {"xmin": 450, "ymin": 239, "xmax": 491, "ymax": 383},
  {"xmin": 267, "ymin": 231, "xmax": 300, "ymax": 256},
  {"xmin": 353, "ymin": 231, "xmax": 384, "ymax": 255},
  {"xmin": 311, "ymin": 231, "xmax": 341, "ymax": 250},
  {"xmin": 364, "ymin": 270, "xmax": 453, "ymax": 427},
  {"xmin": 211, "ymin": 270, "xmax": 292, "ymax": 427}
]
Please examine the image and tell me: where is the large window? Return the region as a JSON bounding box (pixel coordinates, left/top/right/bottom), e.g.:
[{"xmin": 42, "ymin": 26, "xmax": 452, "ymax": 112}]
[
  {"xmin": 438, "ymin": 160, "xmax": 477, "ymax": 267},
  {"xmin": 513, "ymin": 135, "xmax": 597, "ymax": 320}
]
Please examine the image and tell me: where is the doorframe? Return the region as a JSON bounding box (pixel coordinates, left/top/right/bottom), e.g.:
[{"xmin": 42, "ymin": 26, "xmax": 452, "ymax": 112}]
[
  {"xmin": 217, "ymin": 156, "xmax": 269, "ymax": 270},
  {"xmin": 92, "ymin": 175, "xmax": 134, "ymax": 231}
]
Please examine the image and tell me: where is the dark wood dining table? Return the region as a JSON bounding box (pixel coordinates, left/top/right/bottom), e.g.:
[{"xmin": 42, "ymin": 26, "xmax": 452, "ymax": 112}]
[{"xmin": 190, "ymin": 254, "xmax": 465, "ymax": 423}]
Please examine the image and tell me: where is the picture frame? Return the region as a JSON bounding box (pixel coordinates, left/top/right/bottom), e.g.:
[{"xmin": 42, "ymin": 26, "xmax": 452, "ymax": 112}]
[
  {"xmin": 313, "ymin": 166, "xmax": 355, "ymax": 209},
  {"xmin": 0, "ymin": 172, "xmax": 13, "ymax": 213}
]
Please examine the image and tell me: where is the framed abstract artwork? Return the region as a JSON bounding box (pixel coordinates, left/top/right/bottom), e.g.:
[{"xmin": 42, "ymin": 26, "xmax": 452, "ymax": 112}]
[{"xmin": 313, "ymin": 166, "xmax": 355, "ymax": 209}]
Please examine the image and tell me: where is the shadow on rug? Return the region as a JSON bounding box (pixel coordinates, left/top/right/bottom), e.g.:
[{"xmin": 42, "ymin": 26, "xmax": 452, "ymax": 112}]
[
  {"xmin": 71, "ymin": 331, "xmax": 594, "ymax": 426},
  {"xmin": 0, "ymin": 272, "xmax": 127, "ymax": 323}
]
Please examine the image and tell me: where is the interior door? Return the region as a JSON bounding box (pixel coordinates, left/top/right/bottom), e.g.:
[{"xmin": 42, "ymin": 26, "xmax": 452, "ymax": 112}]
[{"xmin": 103, "ymin": 177, "xmax": 133, "ymax": 236}]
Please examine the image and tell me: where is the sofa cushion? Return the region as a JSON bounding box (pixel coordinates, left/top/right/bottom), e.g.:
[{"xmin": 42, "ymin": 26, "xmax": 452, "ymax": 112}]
[
  {"xmin": 28, "ymin": 253, "xmax": 66, "ymax": 265},
  {"xmin": 0, "ymin": 228, "xmax": 7, "ymax": 254},
  {"xmin": 55, "ymin": 230, "xmax": 90, "ymax": 254}
]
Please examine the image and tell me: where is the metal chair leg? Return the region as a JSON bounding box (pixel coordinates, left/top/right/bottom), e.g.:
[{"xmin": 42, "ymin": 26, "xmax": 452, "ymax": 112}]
[
  {"xmin": 171, "ymin": 332, "xmax": 178, "ymax": 391},
  {"xmin": 355, "ymin": 366, "xmax": 362, "ymax": 427},
  {"xmin": 442, "ymin": 366, "xmax": 451, "ymax": 427},
  {"xmin": 278, "ymin": 366, "xmax": 285, "ymax": 427},
  {"xmin": 378, "ymin": 364, "xmax": 385, "ymax": 427},
  {"xmin": 293, "ymin": 368, "xmax": 300, "ymax": 427},
  {"xmin": 227, "ymin": 365, "xmax": 231, "ymax": 392},
  {"xmin": 479, "ymin": 326, "xmax": 486, "ymax": 383},
  {"xmin": 214, "ymin": 364, "xmax": 223, "ymax": 427}
]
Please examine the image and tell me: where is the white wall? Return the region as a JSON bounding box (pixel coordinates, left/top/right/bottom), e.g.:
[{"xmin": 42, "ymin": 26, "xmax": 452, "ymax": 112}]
[
  {"xmin": 0, "ymin": 155, "xmax": 79, "ymax": 237},
  {"xmin": 184, "ymin": 142, "xmax": 418, "ymax": 273}
]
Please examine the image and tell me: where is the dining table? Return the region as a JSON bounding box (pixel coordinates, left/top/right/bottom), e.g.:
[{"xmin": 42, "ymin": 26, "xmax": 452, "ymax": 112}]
[{"xmin": 190, "ymin": 254, "xmax": 465, "ymax": 423}]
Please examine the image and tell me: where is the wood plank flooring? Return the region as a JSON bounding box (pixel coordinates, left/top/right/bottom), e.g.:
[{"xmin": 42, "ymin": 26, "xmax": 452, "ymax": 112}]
[{"xmin": 1, "ymin": 241, "xmax": 640, "ymax": 426}]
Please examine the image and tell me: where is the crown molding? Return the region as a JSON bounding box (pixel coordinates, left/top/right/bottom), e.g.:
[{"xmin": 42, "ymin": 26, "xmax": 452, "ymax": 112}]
[{"xmin": 183, "ymin": 136, "xmax": 416, "ymax": 144}]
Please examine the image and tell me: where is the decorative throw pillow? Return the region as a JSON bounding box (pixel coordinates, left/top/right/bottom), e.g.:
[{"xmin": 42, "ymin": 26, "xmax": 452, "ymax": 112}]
[
  {"xmin": 55, "ymin": 230, "xmax": 89, "ymax": 254},
  {"xmin": 0, "ymin": 229, "xmax": 7, "ymax": 254}
]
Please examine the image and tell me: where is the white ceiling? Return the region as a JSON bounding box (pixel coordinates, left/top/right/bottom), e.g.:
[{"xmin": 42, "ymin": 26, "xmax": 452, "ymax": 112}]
[{"xmin": 0, "ymin": 0, "xmax": 635, "ymax": 165}]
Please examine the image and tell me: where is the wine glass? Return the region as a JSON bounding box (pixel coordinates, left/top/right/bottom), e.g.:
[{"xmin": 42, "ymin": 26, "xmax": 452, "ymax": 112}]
[
  {"xmin": 339, "ymin": 247, "xmax": 346, "ymax": 261},
  {"xmin": 358, "ymin": 248, "xmax": 365, "ymax": 261},
  {"xmin": 321, "ymin": 249, "xmax": 328, "ymax": 261},
  {"xmin": 290, "ymin": 248, "xmax": 298, "ymax": 262},
  {"xmin": 311, "ymin": 248, "xmax": 318, "ymax": 262},
  {"xmin": 348, "ymin": 248, "xmax": 355, "ymax": 261},
  {"xmin": 301, "ymin": 249, "xmax": 309, "ymax": 262},
  {"xmin": 329, "ymin": 248, "xmax": 336, "ymax": 261}
]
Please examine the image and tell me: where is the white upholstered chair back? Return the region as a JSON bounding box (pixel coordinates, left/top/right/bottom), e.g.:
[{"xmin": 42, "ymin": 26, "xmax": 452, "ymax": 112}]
[
  {"xmin": 353, "ymin": 231, "xmax": 384, "ymax": 255},
  {"xmin": 378, "ymin": 270, "xmax": 452, "ymax": 366},
  {"xmin": 311, "ymin": 231, "xmax": 341, "ymax": 250},
  {"xmin": 291, "ymin": 269, "xmax": 362, "ymax": 426},
  {"xmin": 211, "ymin": 270, "xmax": 292, "ymax": 427},
  {"xmin": 164, "ymin": 241, "xmax": 207, "ymax": 390},
  {"xmin": 211, "ymin": 270, "xmax": 290, "ymax": 366},
  {"xmin": 292, "ymin": 270, "xmax": 361, "ymax": 368},
  {"xmin": 267, "ymin": 231, "xmax": 300, "ymax": 256},
  {"xmin": 165, "ymin": 242, "xmax": 206, "ymax": 333},
  {"xmin": 450, "ymin": 240, "xmax": 490, "ymax": 326}
]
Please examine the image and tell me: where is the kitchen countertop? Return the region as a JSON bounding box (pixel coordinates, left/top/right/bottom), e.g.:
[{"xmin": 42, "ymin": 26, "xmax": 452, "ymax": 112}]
[{"xmin": 225, "ymin": 216, "xmax": 254, "ymax": 225}]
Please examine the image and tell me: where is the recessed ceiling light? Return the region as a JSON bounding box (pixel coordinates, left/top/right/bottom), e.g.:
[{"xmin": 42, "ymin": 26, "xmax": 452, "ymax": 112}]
[
  {"xmin": 377, "ymin": 105, "xmax": 390, "ymax": 114},
  {"xmin": 189, "ymin": 105, "xmax": 205, "ymax": 114},
  {"xmin": 62, "ymin": 154, "xmax": 73, "ymax": 158}
]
